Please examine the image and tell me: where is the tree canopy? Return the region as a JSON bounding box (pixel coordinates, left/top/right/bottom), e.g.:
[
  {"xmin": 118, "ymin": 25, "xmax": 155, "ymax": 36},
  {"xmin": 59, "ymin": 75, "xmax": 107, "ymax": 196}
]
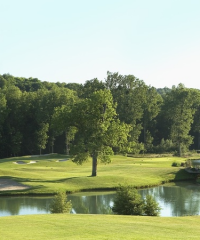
[
  {"xmin": 0, "ymin": 72, "xmax": 200, "ymax": 166},
  {"xmin": 68, "ymin": 89, "xmax": 132, "ymax": 176}
]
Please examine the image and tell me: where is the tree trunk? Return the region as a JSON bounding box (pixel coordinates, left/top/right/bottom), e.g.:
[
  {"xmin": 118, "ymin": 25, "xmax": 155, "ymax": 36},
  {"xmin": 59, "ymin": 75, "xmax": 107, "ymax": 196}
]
[
  {"xmin": 92, "ymin": 153, "xmax": 98, "ymax": 176},
  {"xmin": 66, "ymin": 143, "xmax": 69, "ymax": 155},
  {"xmin": 178, "ymin": 142, "xmax": 181, "ymax": 157},
  {"xmin": 65, "ymin": 132, "xmax": 69, "ymax": 155},
  {"xmin": 51, "ymin": 138, "xmax": 54, "ymax": 154},
  {"xmin": 198, "ymin": 132, "xmax": 200, "ymax": 150},
  {"xmin": 143, "ymin": 123, "xmax": 146, "ymax": 150},
  {"xmin": 52, "ymin": 144, "xmax": 54, "ymax": 154}
]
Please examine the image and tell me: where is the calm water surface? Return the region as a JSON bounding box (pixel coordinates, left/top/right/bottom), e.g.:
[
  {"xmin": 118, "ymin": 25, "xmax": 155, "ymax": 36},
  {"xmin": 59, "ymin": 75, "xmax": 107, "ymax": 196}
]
[{"xmin": 1, "ymin": 181, "xmax": 200, "ymax": 217}]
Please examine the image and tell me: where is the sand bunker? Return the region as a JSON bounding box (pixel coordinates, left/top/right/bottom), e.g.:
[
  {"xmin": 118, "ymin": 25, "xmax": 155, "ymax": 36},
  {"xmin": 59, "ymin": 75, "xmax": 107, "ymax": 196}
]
[
  {"xmin": 13, "ymin": 161, "xmax": 37, "ymax": 164},
  {"xmin": 29, "ymin": 161, "xmax": 37, "ymax": 164},
  {"xmin": 13, "ymin": 161, "xmax": 26, "ymax": 164},
  {"xmin": 0, "ymin": 179, "xmax": 30, "ymax": 191}
]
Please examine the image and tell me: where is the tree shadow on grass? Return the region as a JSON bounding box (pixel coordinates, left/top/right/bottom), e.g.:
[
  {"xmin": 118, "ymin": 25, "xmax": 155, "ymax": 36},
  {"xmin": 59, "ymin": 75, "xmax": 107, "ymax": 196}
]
[
  {"xmin": 173, "ymin": 168, "xmax": 197, "ymax": 182},
  {"xmin": 0, "ymin": 175, "xmax": 83, "ymax": 184}
]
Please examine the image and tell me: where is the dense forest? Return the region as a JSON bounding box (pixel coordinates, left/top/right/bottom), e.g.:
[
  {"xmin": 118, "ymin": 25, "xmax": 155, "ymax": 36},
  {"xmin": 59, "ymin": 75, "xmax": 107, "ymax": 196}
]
[{"xmin": 0, "ymin": 71, "xmax": 200, "ymax": 161}]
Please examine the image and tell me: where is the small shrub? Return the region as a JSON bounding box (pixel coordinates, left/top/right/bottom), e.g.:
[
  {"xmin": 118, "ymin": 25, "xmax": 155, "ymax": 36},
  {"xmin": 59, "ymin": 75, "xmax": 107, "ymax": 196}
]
[
  {"xmin": 171, "ymin": 161, "xmax": 180, "ymax": 167},
  {"xmin": 112, "ymin": 185, "xmax": 144, "ymax": 215},
  {"xmin": 180, "ymin": 162, "xmax": 185, "ymax": 167},
  {"xmin": 144, "ymin": 195, "xmax": 161, "ymax": 216},
  {"xmin": 185, "ymin": 159, "xmax": 192, "ymax": 167},
  {"xmin": 112, "ymin": 185, "xmax": 161, "ymax": 216},
  {"xmin": 50, "ymin": 192, "xmax": 72, "ymax": 214}
]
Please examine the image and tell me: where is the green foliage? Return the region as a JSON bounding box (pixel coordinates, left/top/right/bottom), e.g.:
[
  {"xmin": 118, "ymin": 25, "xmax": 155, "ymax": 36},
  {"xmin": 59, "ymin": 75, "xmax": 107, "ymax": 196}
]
[
  {"xmin": 156, "ymin": 87, "xmax": 171, "ymax": 96},
  {"xmin": 162, "ymin": 85, "xmax": 196, "ymax": 156},
  {"xmin": 142, "ymin": 87, "xmax": 163, "ymax": 152},
  {"xmin": 70, "ymin": 89, "xmax": 131, "ymax": 176},
  {"xmin": 72, "ymin": 151, "xmax": 90, "ymax": 165},
  {"xmin": 80, "ymin": 78, "xmax": 105, "ymax": 98},
  {"xmin": 35, "ymin": 123, "xmax": 49, "ymax": 152},
  {"xmin": 124, "ymin": 141, "xmax": 144, "ymax": 154},
  {"xmin": 171, "ymin": 161, "xmax": 180, "ymax": 167},
  {"xmin": 112, "ymin": 185, "xmax": 144, "ymax": 215},
  {"xmin": 185, "ymin": 159, "xmax": 192, "ymax": 167},
  {"xmin": 144, "ymin": 195, "xmax": 161, "ymax": 216},
  {"xmin": 50, "ymin": 192, "xmax": 72, "ymax": 214},
  {"xmin": 154, "ymin": 138, "xmax": 176, "ymax": 153},
  {"xmin": 105, "ymin": 72, "xmax": 146, "ymax": 143},
  {"xmin": 112, "ymin": 185, "xmax": 161, "ymax": 216},
  {"xmin": 1, "ymin": 72, "xmax": 200, "ymax": 159},
  {"xmin": 143, "ymin": 130, "xmax": 154, "ymax": 152}
]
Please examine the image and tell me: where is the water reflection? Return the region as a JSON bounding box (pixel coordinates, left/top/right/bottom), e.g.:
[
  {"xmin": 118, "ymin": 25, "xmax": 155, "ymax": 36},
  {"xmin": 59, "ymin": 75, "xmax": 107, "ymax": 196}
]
[
  {"xmin": 68, "ymin": 192, "xmax": 115, "ymax": 214},
  {"xmin": 139, "ymin": 182, "xmax": 200, "ymax": 216},
  {"xmin": 1, "ymin": 182, "xmax": 200, "ymax": 217},
  {"xmin": 0, "ymin": 196, "xmax": 52, "ymax": 216}
]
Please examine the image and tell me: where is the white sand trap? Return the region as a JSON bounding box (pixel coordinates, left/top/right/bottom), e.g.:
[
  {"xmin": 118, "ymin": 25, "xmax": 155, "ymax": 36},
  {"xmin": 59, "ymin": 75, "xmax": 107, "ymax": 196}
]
[
  {"xmin": 28, "ymin": 161, "xmax": 37, "ymax": 164},
  {"xmin": 0, "ymin": 179, "xmax": 30, "ymax": 191},
  {"xmin": 13, "ymin": 161, "xmax": 26, "ymax": 164},
  {"xmin": 13, "ymin": 160, "xmax": 37, "ymax": 164}
]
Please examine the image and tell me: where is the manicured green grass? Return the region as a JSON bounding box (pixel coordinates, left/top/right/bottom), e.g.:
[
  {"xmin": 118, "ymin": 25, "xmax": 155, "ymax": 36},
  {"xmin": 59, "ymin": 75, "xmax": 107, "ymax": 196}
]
[
  {"xmin": 1, "ymin": 214, "xmax": 200, "ymax": 240},
  {"xmin": 0, "ymin": 154, "xmax": 196, "ymax": 195},
  {"xmin": 0, "ymin": 153, "xmax": 200, "ymax": 239},
  {"xmin": 0, "ymin": 154, "xmax": 195, "ymax": 194}
]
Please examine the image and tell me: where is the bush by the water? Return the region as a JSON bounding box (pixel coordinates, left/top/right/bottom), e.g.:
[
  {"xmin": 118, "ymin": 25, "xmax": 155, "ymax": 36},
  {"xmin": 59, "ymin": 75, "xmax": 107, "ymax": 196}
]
[
  {"xmin": 171, "ymin": 161, "xmax": 180, "ymax": 167},
  {"xmin": 144, "ymin": 194, "xmax": 161, "ymax": 216},
  {"xmin": 50, "ymin": 192, "xmax": 72, "ymax": 213},
  {"xmin": 112, "ymin": 185, "xmax": 160, "ymax": 216}
]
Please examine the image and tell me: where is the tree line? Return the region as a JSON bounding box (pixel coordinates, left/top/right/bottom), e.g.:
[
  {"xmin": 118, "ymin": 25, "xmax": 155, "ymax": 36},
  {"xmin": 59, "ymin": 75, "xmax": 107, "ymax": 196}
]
[{"xmin": 1, "ymin": 72, "xmax": 200, "ymax": 165}]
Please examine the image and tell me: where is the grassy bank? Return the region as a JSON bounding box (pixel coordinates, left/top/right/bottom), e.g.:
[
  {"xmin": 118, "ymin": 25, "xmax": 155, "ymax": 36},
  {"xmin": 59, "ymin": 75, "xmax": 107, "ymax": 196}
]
[
  {"xmin": 1, "ymin": 214, "xmax": 200, "ymax": 239},
  {"xmin": 0, "ymin": 153, "xmax": 200, "ymax": 239},
  {"xmin": 0, "ymin": 154, "xmax": 196, "ymax": 195}
]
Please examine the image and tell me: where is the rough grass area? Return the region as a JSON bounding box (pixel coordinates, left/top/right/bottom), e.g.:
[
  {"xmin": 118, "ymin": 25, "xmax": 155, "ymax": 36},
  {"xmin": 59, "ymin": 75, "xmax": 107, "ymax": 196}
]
[
  {"xmin": 1, "ymin": 214, "xmax": 200, "ymax": 240},
  {"xmin": 0, "ymin": 153, "xmax": 196, "ymax": 195}
]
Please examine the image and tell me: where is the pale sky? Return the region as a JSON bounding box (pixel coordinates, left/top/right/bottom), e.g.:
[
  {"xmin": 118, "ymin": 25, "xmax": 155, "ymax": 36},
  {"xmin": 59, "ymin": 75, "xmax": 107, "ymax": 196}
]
[{"xmin": 0, "ymin": 0, "xmax": 200, "ymax": 89}]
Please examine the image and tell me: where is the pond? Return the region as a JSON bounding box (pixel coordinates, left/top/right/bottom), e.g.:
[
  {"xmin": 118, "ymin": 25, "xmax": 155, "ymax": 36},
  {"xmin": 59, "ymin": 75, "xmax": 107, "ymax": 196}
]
[
  {"xmin": 1, "ymin": 181, "xmax": 200, "ymax": 217},
  {"xmin": 192, "ymin": 159, "xmax": 200, "ymax": 167}
]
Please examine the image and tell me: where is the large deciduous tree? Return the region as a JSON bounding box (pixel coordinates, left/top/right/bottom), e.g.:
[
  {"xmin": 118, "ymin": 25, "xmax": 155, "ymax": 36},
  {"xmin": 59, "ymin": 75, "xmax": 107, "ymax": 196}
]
[
  {"xmin": 80, "ymin": 78, "xmax": 105, "ymax": 98},
  {"xmin": 105, "ymin": 71, "xmax": 148, "ymax": 152},
  {"xmin": 163, "ymin": 84, "xmax": 196, "ymax": 156},
  {"xmin": 141, "ymin": 87, "xmax": 163, "ymax": 152},
  {"xmin": 70, "ymin": 89, "xmax": 131, "ymax": 176},
  {"xmin": 50, "ymin": 88, "xmax": 78, "ymax": 154},
  {"xmin": 1, "ymin": 86, "xmax": 23, "ymax": 157},
  {"xmin": 188, "ymin": 89, "xmax": 200, "ymax": 150}
]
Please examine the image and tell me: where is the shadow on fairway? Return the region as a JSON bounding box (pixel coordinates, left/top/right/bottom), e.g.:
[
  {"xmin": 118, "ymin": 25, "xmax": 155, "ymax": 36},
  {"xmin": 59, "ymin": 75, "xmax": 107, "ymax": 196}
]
[{"xmin": 173, "ymin": 168, "xmax": 196, "ymax": 182}]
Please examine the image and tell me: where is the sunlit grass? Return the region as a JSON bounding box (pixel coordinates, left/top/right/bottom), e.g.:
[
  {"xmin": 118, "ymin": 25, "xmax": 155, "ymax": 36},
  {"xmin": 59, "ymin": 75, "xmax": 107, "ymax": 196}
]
[
  {"xmin": 0, "ymin": 153, "xmax": 200, "ymax": 239},
  {"xmin": 1, "ymin": 214, "xmax": 200, "ymax": 240},
  {"xmin": 0, "ymin": 153, "xmax": 196, "ymax": 195}
]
